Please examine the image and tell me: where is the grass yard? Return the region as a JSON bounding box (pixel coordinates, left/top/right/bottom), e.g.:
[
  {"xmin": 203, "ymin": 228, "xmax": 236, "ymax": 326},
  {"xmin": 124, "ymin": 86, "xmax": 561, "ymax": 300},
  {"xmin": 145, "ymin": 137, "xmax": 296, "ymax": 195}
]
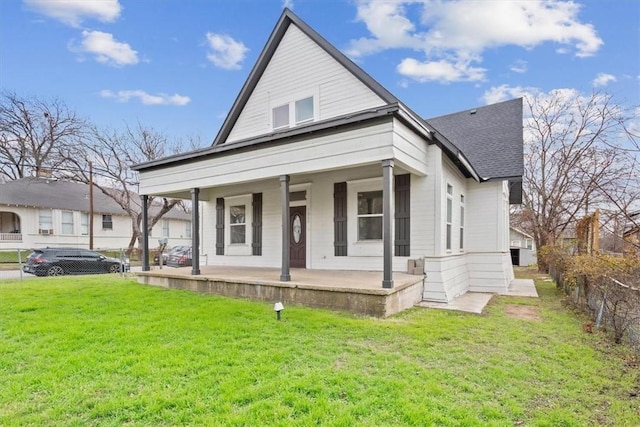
[{"xmin": 1, "ymin": 271, "xmax": 639, "ymax": 426}]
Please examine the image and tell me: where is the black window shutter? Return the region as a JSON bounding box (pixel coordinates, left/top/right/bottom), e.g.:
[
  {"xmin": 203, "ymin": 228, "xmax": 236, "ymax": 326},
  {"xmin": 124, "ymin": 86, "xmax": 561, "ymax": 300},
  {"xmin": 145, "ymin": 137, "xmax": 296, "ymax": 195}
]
[
  {"xmin": 334, "ymin": 182, "xmax": 347, "ymax": 256},
  {"xmin": 394, "ymin": 174, "xmax": 410, "ymax": 256},
  {"xmin": 252, "ymin": 193, "xmax": 262, "ymax": 256},
  {"xmin": 215, "ymin": 198, "xmax": 225, "ymax": 256}
]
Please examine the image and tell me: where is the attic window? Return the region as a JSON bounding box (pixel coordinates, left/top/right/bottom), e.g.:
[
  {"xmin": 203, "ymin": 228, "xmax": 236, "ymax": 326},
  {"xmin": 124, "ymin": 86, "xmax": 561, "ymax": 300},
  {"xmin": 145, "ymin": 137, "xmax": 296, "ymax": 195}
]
[
  {"xmin": 273, "ymin": 104, "xmax": 289, "ymax": 129},
  {"xmin": 295, "ymin": 97, "xmax": 313, "ymax": 123},
  {"xmin": 271, "ymin": 95, "xmax": 316, "ymax": 130}
]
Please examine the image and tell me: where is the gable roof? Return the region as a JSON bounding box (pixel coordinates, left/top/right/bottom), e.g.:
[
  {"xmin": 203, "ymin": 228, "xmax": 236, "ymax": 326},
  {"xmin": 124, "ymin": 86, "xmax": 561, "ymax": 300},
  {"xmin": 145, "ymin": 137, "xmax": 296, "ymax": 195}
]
[
  {"xmin": 426, "ymin": 98, "xmax": 524, "ymax": 182},
  {"xmin": 133, "ymin": 8, "xmax": 522, "ymax": 190},
  {"xmin": 212, "ymin": 8, "xmax": 399, "ymax": 147},
  {"xmin": 0, "ymin": 178, "xmax": 190, "ymax": 219}
]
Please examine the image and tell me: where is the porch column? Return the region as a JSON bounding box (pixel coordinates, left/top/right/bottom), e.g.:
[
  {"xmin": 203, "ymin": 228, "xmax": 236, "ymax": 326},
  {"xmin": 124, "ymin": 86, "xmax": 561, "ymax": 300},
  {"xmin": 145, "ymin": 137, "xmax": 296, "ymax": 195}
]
[
  {"xmin": 382, "ymin": 159, "xmax": 394, "ymax": 288},
  {"xmin": 141, "ymin": 195, "xmax": 150, "ymax": 271},
  {"xmin": 191, "ymin": 188, "xmax": 200, "ymax": 276},
  {"xmin": 280, "ymin": 175, "xmax": 291, "ymax": 281}
]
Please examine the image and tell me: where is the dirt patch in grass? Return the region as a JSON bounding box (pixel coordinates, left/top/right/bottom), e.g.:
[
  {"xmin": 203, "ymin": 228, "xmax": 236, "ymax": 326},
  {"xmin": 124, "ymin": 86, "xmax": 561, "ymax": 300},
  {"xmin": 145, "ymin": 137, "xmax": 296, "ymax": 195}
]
[{"xmin": 505, "ymin": 304, "xmax": 541, "ymax": 321}]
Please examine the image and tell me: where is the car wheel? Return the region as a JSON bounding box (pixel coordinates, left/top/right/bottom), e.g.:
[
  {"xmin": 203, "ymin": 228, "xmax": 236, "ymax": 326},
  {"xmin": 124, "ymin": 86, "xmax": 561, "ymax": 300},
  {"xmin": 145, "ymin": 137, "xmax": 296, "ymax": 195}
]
[
  {"xmin": 47, "ymin": 266, "xmax": 64, "ymax": 276},
  {"xmin": 109, "ymin": 264, "xmax": 121, "ymax": 273}
]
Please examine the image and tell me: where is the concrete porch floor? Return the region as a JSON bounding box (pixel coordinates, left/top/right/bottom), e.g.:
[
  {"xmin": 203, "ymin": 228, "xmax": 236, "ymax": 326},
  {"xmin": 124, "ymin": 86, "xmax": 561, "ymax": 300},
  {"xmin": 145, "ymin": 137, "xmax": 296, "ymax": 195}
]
[
  {"xmin": 135, "ymin": 266, "xmax": 537, "ymax": 317},
  {"xmin": 136, "ymin": 266, "xmax": 425, "ymax": 318},
  {"xmin": 416, "ymin": 278, "xmax": 539, "ymax": 314}
]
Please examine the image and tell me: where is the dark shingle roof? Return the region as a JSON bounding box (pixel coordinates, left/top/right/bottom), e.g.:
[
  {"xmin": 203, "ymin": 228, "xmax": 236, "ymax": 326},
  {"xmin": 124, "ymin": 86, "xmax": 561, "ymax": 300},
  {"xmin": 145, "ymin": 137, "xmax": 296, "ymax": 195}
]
[
  {"xmin": 0, "ymin": 177, "xmax": 190, "ymax": 219},
  {"xmin": 426, "ymin": 98, "xmax": 524, "ymax": 181}
]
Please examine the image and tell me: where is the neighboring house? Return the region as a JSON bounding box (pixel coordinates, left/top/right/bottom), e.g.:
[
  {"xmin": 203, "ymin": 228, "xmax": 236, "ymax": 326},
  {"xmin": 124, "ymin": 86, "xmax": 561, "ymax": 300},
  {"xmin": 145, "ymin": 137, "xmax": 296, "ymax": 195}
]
[
  {"xmin": 510, "ymin": 227, "xmax": 537, "ymax": 266},
  {"xmin": 132, "ymin": 9, "xmax": 524, "ymax": 302},
  {"xmin": 0, "ymin": 177, "xmax": 191, "ymax": 250},
  {"xmin": 623, "ymin": 211, "xmax": 640, "ymax": 257}
]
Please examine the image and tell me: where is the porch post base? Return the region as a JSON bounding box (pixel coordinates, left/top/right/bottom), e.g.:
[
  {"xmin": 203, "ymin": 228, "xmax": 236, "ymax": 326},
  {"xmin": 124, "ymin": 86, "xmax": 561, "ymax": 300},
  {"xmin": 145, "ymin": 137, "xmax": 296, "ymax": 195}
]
[
  {"xmin": 280, "ymin": 274, "xmax": 291, "ymax": 282},
  {"xmin": 382, "ymin": 279, "xmax": 394, "ymax": 289}
]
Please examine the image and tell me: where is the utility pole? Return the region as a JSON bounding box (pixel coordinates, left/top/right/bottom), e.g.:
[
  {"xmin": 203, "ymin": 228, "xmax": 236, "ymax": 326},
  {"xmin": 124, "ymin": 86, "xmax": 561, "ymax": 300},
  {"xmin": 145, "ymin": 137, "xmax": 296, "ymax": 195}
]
[{"xmin": 89, "ymin": 161, "xmax": 94, "ymax": 250}]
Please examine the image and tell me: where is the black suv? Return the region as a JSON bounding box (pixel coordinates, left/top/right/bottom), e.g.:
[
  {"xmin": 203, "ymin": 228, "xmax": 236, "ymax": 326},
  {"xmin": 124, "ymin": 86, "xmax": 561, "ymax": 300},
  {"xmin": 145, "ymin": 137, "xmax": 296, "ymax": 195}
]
[{"xmin": 23, "ymin": 248, "xmax": 130, "ymax": 277}]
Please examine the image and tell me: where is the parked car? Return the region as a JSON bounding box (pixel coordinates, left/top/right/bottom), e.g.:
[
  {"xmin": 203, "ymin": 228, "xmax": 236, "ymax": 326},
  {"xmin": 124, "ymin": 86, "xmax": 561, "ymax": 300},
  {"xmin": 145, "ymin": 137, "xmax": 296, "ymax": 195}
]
[
  {"xmin": 154, "ymin": 245, "xmax": 190, "ymax": 265},
  {"xmin": 23, "ymin": 247, "xmax": 130, "ymax": 277},
  {"xmin": 166, "ymin": 246, "xmax": 192, "ymax": 267}
]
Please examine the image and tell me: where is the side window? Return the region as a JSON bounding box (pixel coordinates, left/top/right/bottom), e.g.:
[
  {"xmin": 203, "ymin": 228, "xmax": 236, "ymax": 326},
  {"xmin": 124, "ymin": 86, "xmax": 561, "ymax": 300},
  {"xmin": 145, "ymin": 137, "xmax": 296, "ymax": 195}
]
[
  {"xmin": 459, "ymin": 194, "xmax": 465, "ymax": 250},
  {"xmin": 446, "ymin": 184, "xmax": 453, "ymax": 251},
  {"xmin": 62, "ymin": 211, "xmax": 74, "ymax": 234},
  {"xmin": 102, "ymin": 214, "xmax": 113, "ymax": 230},
  {"xmin": 38, "ymin": 209, "xmax": 53, "ymax": 233},
  {"xmin": 185, "ymin": 220, "xmax": 192, "ymax": 238},
  {"xmin": 81, "ymin": 213, "xmax": 89, "ymax": 235}
]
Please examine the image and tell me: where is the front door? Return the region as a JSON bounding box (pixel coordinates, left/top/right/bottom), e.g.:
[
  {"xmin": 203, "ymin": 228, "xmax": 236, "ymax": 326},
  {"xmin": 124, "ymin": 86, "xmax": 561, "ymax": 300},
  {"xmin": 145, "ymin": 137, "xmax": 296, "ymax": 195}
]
[{"xmin": 290, "ymin": 206, "xmax": 306, "ymax": 268}]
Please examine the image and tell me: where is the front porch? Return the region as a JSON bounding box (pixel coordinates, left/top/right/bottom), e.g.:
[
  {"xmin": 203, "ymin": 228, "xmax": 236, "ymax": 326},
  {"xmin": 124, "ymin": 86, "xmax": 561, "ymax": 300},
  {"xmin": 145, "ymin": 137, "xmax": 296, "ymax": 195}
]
[{"xmin": 136, "ymin": 266, "xmax": 425, "ymax": 318}]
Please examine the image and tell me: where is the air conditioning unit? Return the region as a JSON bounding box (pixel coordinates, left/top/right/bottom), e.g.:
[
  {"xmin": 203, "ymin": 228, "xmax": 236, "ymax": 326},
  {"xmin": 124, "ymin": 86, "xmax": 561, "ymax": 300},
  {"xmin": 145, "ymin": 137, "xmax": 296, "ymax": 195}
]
[{"xmin": 39, "ymin": 229, "xmax": 53, "ymax": 235}]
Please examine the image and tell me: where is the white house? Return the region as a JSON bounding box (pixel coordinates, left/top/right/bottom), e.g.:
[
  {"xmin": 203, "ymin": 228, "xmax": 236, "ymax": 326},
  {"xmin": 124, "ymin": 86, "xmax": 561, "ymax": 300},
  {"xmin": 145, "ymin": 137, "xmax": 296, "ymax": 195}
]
[
  {"xmin": 510, "ymin": 227, "xmax": 537, "ymax": 267},
  {"xmin": 0, "ymin": 177, "xmax": 192, "ymax": 251},
  {"xmin": 132, "ymin": 9, "xmax": 523, "ymax": 303}
]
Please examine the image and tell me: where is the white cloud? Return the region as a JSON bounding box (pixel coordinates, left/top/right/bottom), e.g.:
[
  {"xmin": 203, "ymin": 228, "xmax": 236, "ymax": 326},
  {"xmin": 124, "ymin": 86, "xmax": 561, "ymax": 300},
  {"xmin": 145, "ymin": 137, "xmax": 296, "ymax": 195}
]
[
  {"xmin": 100, "ymin": 90, "xmax": 190, "ymax": 106},
  {"xmin": 510, "ymin": 60, "xmax": 528, "ymax": 74},
  {"xmin": 205, "ymin": 32, "xmax": 249, "ymax": 70},
  {"xmin": 71, "ymin": 30, "xmax": 138, "ymax": 67},
  {"xmin": 24, "ymin": 0, "xmax": 121, "ymax": 27},
  {"xmin": 397, "ymin": 57, "xmax": 486, "ymax": 83},
  {"xmin": 349, "ymin": 0, "xmax": 603, "ymax": 83},
  {"xmin": 593, "ymin": 73, "xmax": 617, "ymax": 87},
  {"xmin": 481, "ymin": 84, "xmax": 540, "ymax": 105}
]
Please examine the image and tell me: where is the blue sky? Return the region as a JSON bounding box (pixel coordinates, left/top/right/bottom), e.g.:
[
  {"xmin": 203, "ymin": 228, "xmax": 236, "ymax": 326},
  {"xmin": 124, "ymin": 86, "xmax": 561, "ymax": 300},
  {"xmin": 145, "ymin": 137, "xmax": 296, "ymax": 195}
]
[{"xmin": 1, "ymin": 0, "xmax": 638, "ymax": 146}]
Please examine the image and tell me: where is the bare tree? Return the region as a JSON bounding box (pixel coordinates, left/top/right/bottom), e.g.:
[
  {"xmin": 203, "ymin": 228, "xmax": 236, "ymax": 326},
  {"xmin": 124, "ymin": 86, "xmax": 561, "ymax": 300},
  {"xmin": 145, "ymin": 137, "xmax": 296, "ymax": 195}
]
[
  {"xmin": 517, "ymin": 90, "xmax": 639, "ymax": 270},
  {"xmin": 0, "ymin": 92, "xmax": 86, "ymax": 181},
  {"xmin": 64, "ymin": 123, "xmax": 196, "ymax": 251}
]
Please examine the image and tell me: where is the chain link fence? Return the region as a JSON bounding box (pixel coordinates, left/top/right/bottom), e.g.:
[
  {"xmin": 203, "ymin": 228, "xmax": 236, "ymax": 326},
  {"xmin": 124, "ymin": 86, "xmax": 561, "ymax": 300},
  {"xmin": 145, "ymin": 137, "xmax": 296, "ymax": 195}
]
[
  {"xmin": 0, "ymin": 247, "xmax": 133, "ymax": 281},
  {"xmin": 550, "ymin": 262, "xmax": 640, "ymax": 353}
]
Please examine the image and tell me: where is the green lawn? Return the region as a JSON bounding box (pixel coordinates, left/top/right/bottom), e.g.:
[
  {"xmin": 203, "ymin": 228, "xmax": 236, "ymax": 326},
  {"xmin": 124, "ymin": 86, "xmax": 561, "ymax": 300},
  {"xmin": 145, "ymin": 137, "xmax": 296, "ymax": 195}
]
[{"xmin": 1, "ymin": 272, "xmax": 638, "ymax": 426}]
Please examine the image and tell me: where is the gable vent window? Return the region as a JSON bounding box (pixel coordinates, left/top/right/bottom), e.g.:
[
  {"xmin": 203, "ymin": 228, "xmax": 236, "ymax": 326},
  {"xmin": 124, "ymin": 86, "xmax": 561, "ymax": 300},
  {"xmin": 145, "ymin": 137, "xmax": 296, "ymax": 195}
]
[
  {"xmin": 295, "ymin": 97, "xmax": 313, "ymax": 123},
  {"xmin": 271, "ymin": 95, "xmax": 315, "ymax": 130},
  {"xmin": 273, "ymin": 104, "xmax": 289, "ymax": 129}
]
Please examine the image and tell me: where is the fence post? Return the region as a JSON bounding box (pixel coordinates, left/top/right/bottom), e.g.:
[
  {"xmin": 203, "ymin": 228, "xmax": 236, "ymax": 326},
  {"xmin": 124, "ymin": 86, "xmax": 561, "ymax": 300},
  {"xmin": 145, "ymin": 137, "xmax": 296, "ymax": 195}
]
[
  {"xmin": 18, "ymin": 249, "xmax": 23, "ymax": 281},
  {"xmin": 596, "ymin": 290, "xmax": 607, "ymax": 328}
]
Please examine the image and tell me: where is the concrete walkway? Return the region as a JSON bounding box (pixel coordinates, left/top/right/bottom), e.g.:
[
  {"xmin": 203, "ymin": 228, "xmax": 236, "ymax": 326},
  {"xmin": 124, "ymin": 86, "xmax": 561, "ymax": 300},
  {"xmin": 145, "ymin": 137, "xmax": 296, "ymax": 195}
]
[{"xmin": 416, "ymin": 278, "xmax": 538, "ymax": 314}]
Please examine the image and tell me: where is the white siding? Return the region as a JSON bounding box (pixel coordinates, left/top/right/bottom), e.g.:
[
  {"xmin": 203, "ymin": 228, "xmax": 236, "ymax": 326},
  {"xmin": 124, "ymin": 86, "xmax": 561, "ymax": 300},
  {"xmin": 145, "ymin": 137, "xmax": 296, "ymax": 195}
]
[
  {"xmin": 139, "ymin": 122, "xmax": 395, "ymax": 197},
  {"xmin": 0, "ymin": 205, "xmax": 193, "ymax": 250},
  {"xmin": 226, "ymin": 25, "xmax": 386, "ymax": 143},
  {"xmin": 200, "ymin": 165, "xmax": 421, "ymax": 272}
]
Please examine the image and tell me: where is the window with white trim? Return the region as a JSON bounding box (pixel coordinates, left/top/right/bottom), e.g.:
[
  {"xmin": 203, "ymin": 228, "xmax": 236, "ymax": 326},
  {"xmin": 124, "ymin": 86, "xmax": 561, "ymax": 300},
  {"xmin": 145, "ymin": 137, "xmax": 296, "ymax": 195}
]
[
  {"xmin": 185, "ymin": 221, "xmax": 192, "ymax": 238},
  {"xmin": 230, "ymin": 205, "xmax": 246, "ymax": 244},
  {"xmin": 224, "ymin": 194, "xmax": 252, "ymax": 255},
  {"xmin": 271, "ymin": 95, "xmax": 316, "ymax": 130},
  {"xmin": 459, "ymin": 194, "xmax": 465, "ymax": 250},
  {"xmin": 446, "ymin": 184, "xmax": 453, "ymax": 251},
  {"xmin": 102, "ymin": 214, "xmax": 113, "ymax": 230},
  {"xmin": 357, "ymin": 190, "xmax": 383, "ymax": 240},
  {"xmin": 526, "ymin": 239, "xmax": 533, "ymax": 250},
  {"xmin": 61, "ymin": 211, "xmax": 74, "ymax": 234},
  {"xmin": 38, "ymin": 209, "xmax": 53, "ymax": 233},
  {"xmin": 81, "ymin": 213, "xmax": 89, "ymax": 235},
  {"xmin": 162, "ymin": 219, "xmax": 169, "ymax": 237}
]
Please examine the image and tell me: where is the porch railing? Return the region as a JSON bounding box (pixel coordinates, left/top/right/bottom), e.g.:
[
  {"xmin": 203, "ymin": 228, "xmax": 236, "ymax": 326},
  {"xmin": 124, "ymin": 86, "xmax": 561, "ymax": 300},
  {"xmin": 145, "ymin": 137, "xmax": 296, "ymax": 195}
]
[{"xmin": 0, "ymin": 233, "xmax": 22, "ymax": 242}]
